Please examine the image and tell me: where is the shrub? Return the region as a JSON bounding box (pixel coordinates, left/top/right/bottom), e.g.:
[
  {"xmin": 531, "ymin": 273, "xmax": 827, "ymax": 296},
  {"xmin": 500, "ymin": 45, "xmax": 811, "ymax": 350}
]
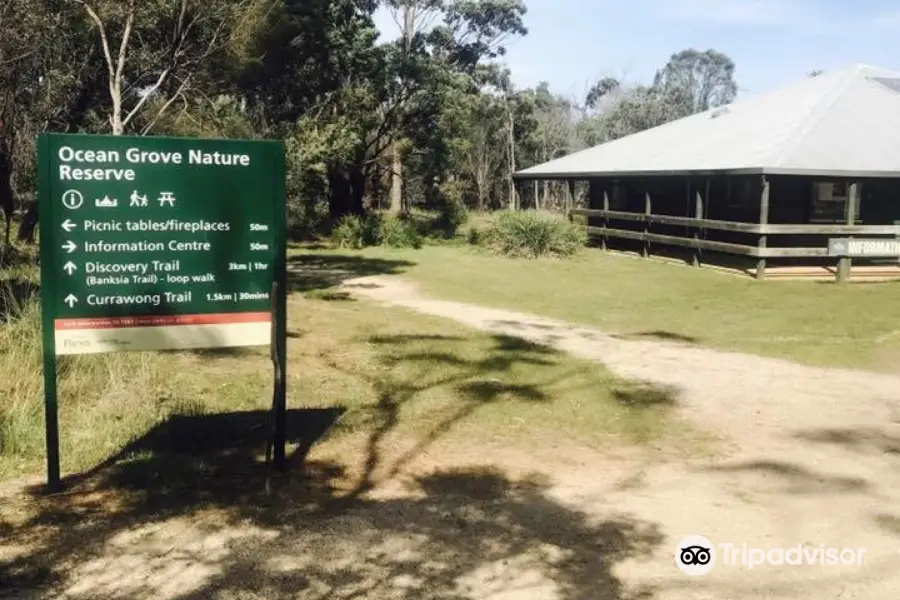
[
  {"xmin": 331, "ymin": 214, "xmax": 366, "ymax": 249},
  {"xmin": 432, "ymin": 199, "xmax": 468, "ymax": 239},
  {"xmin": 377, "ymin": 213, "xmax": 423, "ymax": 249},
  {"xmin": 472, "ymin": 210, "xmax": 587, "ymax": 258},
  {"xmin": 330, "ymin": 212, "xmax": 422, "ymax": 249},
  {"xmin": 287, "ymin": 196, "xmax": 330, "ymax": 240}
]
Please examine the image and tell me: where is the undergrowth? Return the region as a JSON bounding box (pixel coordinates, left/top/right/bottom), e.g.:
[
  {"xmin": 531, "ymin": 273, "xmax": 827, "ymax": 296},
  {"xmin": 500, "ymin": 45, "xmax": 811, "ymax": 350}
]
[{"xmin": 468, "ymin": 210, "xmax": 587, "ymax": 258}]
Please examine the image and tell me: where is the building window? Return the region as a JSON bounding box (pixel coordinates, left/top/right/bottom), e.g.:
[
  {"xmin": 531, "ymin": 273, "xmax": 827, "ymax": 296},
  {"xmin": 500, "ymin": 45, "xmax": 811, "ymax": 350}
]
[
  {"xmin": 810, "ymin": 181, "xmax": 860, "ymax": 222},
  {"xmin": 726, "ymin": 178, "xmax": 757, "ymax": 210}
]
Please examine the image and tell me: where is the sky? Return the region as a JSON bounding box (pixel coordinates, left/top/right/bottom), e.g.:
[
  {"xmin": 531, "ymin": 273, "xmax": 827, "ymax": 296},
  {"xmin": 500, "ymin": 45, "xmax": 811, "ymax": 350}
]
[{"xmin": 373, "ymin": 0, "xmax": 900, "ymax": 102}]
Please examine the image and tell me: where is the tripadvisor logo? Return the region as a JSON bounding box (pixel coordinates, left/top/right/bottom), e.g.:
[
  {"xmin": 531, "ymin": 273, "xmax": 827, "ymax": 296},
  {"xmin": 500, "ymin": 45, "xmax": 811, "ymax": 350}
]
[
  {"xmin": 676, "ymin": 535, "xmax": 715, "ymax": 575},
  {"xmin": 675, "ymin": 535, "xmax": 866, "ymax": 575}
]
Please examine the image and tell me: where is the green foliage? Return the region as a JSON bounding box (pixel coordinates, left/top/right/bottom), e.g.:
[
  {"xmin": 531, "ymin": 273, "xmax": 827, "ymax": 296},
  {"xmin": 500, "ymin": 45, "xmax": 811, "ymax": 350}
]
[
  {"xmin": 581, "ymin": 49, "xmax": 739, "ymax": 145},
  {"xmin": 0, "ymin": 0, "xmax": 742, "ymax": 241},
  {"xmin": 377, "ymin": 214, "xmax": 423, "ymax": 249},
  {"xmin": 471, "ymin": 210, "xmax": 587, "ymax": 259},
  {"xmin": 331, "ymin": 214, "xmax": 371, "ymax": 250},
  {"xmin": 434, "ymin": 198, "xmax": 468, "ymax": 239},
  {"xmin": 331, "ymin": 212, "xmax": 423, "ymax": 250}
]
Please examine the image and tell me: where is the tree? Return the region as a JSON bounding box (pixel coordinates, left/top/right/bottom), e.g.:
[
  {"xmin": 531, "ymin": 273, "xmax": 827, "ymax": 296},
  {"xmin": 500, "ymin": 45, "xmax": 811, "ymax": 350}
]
[
  {"xmin": 0, "ymin": 0, "xmax": 749, "ymax": 251},
  {"xmin": 73, "ymin": 0, "xmax": 240, "ymax": 135},
  {"xmin": 651, "ymin": 48, "xmax": 737, "ymax": 118},
  {"xmin": 574, "ymin": 48, "xmax": 739, "ymax": 146},
  {"xmin": 0, "ymin": 0, "xmax": 98, "ymax": 247},
  {"xmin": 459, "ymin": 92, "xmax": 507, "ymax": 209},
  {"xmin": 585, "ymin": 76, "xmax": 620, "ymax": 110},
  {"xmin": 321, "ymin": 0, "xmax": 527, "ymax": 217}
]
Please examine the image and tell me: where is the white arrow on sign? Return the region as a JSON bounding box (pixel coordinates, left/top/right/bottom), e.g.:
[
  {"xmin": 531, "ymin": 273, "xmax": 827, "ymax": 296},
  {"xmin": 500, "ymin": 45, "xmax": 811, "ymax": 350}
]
[
  {"xmin": 61, "ymin": 240, "xmax": 77, "ymax": 254},
  {"xmin": 63, "ymin": 261, "xmax": 77, "ymax": 275},
  {"xmin": 61, "ymin": 219, "xmax": 77, "ymax": 232},
  {"xmin": 64, "ymin": 294, "xmax": 78, "ymax": 308}
]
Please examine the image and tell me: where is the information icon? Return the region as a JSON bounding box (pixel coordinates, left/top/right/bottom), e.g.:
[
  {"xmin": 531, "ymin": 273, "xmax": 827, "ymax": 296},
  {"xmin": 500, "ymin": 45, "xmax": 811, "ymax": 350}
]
[{"xmin": 61, "ymin": 190, "xmax": 84, "ymax": 210}]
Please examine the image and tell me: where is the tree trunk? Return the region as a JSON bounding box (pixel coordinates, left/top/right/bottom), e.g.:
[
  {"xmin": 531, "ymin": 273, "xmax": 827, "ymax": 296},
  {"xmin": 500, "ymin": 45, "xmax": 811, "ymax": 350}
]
[
  {"xmin": 110, "ymin": 85, "xmax": 124, "ymax": 135},
  {"xmin": 389, "ymin": 143, "xmax": 402, "ymax": 214},
  {"xmin": 507, "ymin": 102, "xmax": 517, "ymax": 211},
  {"xmin": 328, "ymin": 164, "xmax": 366, "ymax": 219},
  {"xmin": 0, "ymin": 151, "xmax": 14, "ymax": 249},
  {"xmin": 17, "ymin": 201, "xmax": 38, "ymax": 244}
]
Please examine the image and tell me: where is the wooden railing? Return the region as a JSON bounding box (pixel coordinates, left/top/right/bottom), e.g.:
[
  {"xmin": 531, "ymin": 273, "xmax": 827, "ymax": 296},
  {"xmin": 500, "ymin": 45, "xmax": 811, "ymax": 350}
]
[{"xmin": 571, "ymin": 208, "xmax": 900, "ymax": 265}]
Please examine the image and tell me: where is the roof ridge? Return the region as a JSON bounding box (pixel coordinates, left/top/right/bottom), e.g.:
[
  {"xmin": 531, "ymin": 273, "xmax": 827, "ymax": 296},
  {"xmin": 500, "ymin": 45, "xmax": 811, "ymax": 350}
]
[{"xmin": 771, "ymin": 66, "xmax": 863, "ymax": 168}]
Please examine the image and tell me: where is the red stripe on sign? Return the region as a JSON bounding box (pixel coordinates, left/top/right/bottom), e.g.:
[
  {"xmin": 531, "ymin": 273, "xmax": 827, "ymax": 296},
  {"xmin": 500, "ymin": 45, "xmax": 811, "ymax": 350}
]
[{"xmin": 55, "ymin": 312, "xmax": 271, "ymax": 330}]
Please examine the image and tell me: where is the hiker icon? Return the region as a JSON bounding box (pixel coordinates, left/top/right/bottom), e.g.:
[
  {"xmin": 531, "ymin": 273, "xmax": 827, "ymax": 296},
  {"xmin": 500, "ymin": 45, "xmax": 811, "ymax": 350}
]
[
  {"xmin": 129, "ymin": 190, "xmax": 149, "ymax": 207},
  {"xmin": 128, "ymin": 190, "xmax": 149, "ymax": 206}
]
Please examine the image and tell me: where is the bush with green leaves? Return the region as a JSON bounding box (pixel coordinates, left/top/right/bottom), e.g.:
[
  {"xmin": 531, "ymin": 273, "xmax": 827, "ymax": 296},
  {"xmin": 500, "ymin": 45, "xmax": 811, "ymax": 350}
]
[
  {"xmin": 470, "ymin": 210, "xmax": 587, "ymax": 258},
  {"xmin": 331, "ymin": 214, "xmax": 368, "ymax": 249},
  {"xmin": 330, "ymin": 212, "xmax": 422, "ymax": 249},
  {"xmin": 433, "ymin": 200, "xmax": 468, "ymax": 239},
  {"xmin": 377, "ymin": 214, "xmax": 423, "ymax": 248}
]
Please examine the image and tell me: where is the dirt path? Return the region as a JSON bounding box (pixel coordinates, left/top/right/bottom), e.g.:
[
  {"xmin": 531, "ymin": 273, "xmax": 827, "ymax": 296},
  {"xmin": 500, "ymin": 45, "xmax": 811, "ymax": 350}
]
[{"xmin": 339, "ymin": 275, "xmax": 900, "ymax": 599}]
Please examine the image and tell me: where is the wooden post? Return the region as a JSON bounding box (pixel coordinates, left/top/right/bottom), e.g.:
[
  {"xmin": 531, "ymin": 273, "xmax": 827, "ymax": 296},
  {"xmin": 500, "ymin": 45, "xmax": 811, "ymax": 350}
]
[
  {"xmin": 602, "ymin": 183, "xmax": 611, "ymax": 251},
  {"xmin": 693, "ymin": 182, "xmax": 705, "ymax": 267},
  {"xmin": 756, "ymin": 176, "xmax": 770, "ymax": 279},
  {"xmin": 643, "ymin": 191, "xmax": 651, "ymax": 258},
  {"xmin": 837, "ymin": 182, "xmax": 859, "ymax": 283}
]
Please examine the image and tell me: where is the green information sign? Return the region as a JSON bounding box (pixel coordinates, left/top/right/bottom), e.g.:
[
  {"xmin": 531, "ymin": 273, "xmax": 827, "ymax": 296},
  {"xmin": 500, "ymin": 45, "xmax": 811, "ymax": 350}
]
[{"xmin": 37, "ymin": 132, "xmax": 288, "ymax": 490}]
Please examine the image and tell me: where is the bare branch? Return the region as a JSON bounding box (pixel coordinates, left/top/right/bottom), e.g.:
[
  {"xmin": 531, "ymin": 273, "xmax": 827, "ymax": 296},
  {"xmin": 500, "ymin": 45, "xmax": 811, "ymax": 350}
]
[
  {"xmin": 140, "ymin": 76, "xmax": 190, "ymax": 135},
  {"xmin": 76, "ymin": 1, "xmax": 115, "ymax": 80},
  {"xmin": 114, "ymin": 1, "xmax": 136, "ymax": 88},
  {"xmin": 121, "ymin": 66, "xmax": 170, "ymax": 128},
  {"xmin": 0, "ymin": 50, "xmax": 37, "ymax": 67}
]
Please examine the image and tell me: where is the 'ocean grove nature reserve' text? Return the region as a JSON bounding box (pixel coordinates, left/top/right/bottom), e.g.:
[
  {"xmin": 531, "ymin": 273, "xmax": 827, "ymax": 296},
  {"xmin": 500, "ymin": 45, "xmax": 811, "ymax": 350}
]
[{"xmin": 57, "ymin": 146, "xmax": 252, "ymax": 181}]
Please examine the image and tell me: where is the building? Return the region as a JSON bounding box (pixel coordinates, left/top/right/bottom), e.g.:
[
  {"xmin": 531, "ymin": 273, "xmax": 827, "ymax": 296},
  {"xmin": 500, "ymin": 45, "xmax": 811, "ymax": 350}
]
[{"xmin": 513, "ymin": 63, "xmax": 900, "ymax": 280}]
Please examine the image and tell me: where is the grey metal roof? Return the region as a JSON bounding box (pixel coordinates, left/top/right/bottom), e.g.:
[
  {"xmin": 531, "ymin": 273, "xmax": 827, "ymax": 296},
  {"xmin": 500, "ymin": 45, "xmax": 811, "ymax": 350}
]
[{"xmin": 514, "ymin": 63, "xmax": 900, "ymax": 179}]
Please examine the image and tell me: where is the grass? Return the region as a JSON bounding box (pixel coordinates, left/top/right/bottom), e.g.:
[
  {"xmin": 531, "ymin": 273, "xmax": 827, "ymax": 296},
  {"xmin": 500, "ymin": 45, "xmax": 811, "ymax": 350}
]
[
  {"xmin": 0, "ymin": 254, "xmax": 694, "ymax": 482},
  {"xmin": 294, "ymin": 244, "xmax": 900, "ymax": 372}
]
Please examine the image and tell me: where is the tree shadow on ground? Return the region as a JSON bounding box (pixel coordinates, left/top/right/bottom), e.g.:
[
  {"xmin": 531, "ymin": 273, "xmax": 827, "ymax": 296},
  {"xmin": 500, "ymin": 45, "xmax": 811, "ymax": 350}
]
[
  {"xmin": 701, "ymin": 460, "xmax": 869, "ymax": 495},
  {"xmin": 488, "ymin": 319, "xmax": 700, "ymax": 348},
  {"xmin": 2, "ymin": 408, "xmax": 344, "ymax": 591},
  {"xmin": 325, "ymin": 331, "xmax": 677, "ymax": 500},
  {"xmin": 792, "ymin": 427, "xmax": 900, "ymax": 456},
  {"xmin": 611, "ymin": 331, "xmax": 698, "ymax": 344},
  {"xmin": 287, "ymin": 253, "xmax": 415, "ymax": 293},
  {"xmin": 611, "ymin": 382, "xmax": 678, "ymax": 408},
  {"xmin": 2, "ymin": 316, "xmax": 674, "ymax": 599},
  {"xmin": 874, "ymin": 513, "xmax": 900, "ymax": 536},
  {"xmin": 2, "ymin": 411, "xmax": 664, "ymax": 600},
  {"xmin": 330, "ymin": 332, "xmax": 578, "ymax": 497}
]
